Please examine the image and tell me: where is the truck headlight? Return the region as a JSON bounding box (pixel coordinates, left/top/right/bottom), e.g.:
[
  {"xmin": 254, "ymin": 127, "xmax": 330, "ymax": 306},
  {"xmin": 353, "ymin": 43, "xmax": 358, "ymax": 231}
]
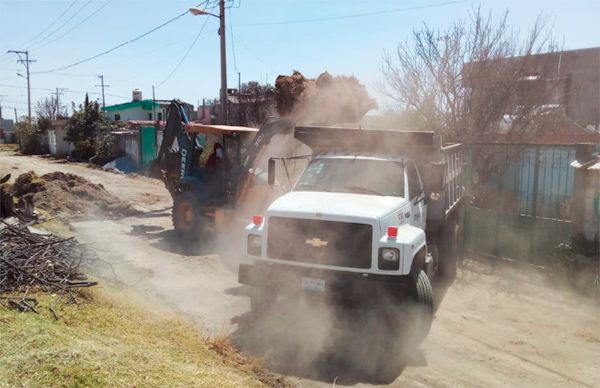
[
  {"xmin": 247, "ymin": 234, "xmax": 262, "ymax": 256},
  {"xmin": 378, "ymin": 248, "xmax": 400, "ymax": 270}
]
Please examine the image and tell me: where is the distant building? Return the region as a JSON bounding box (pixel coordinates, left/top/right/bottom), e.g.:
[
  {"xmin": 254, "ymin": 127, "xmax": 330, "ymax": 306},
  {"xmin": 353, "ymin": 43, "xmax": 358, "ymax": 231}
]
[
  {"xmin": 47, "ymin": 119, "xmax": 74, "ymax": 157},
  {"xmin": 464, "ymin": 47, "xmax": 600, "ymax": 131},
  {"xmin": 102, "ymin": 89, "xmax": 194, "ymax": 122},
  {"xmin": 0, "ymin": 118, "xmax": 15, "ymax": 143}
]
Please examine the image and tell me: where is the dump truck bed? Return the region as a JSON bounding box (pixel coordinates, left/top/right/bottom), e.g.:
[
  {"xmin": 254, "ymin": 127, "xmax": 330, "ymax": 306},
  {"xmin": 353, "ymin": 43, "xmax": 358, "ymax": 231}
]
[{"xmin": 294, "ymin": 126, "xmax": 464, "ymax": 221}]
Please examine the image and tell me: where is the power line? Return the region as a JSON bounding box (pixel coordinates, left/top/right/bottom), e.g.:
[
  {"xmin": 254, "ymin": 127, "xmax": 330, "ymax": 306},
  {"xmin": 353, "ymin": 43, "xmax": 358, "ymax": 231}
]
[
  {"xmin": 30, "ymin": 0, "xmax": 93, "ymax": 49},
  {"xmin": 33, "ymin": 1, "xmax": 210, "ymax": 75},
  {"xmin": 156, "ymin": 15, "xmax": 211, "ymax": 87},
  {"xmin": 228, "ymin": 7, "xmax": 238, "ymax": 74},
  {"xmin": 31, "ymin": 0, "xmax": 114, "ymax": 51},
  {"xmin": 234, "ymin": 36, "xmax": 279, "ymax": 75},
  {"xmin": 20, "ymin": 0, "xmax": 79, "ymax": 47},
  {"xmin": 235, "ymin": 0, "xmax": 467, "ymax": 26}
]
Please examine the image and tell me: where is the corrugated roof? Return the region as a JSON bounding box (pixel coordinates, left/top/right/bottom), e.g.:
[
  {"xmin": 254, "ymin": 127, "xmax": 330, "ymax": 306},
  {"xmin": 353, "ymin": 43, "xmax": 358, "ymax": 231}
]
[{"xmin": 102, "ymin": 100, "xmax": 161, "ymax": 112}]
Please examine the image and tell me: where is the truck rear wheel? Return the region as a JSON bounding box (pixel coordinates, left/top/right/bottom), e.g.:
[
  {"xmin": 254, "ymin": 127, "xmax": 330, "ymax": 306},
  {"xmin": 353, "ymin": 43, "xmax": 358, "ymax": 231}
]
[
  {"xmin": 438, "ymin": 222, "xmax": 460, "ymax": 280},
  {"xmin": 172, "ymin": 191, "xmax": 204, "ymax": 239}
]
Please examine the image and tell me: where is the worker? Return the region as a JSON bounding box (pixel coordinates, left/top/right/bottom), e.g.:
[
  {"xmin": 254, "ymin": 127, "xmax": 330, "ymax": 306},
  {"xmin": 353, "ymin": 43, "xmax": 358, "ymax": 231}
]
[
  {"xmin": 205, "ymin": 142, "xmax": 224, "ymax": 168},
  {"xmin": 204, "ymin": 142, "xmax": 224, "ymax": 201}
]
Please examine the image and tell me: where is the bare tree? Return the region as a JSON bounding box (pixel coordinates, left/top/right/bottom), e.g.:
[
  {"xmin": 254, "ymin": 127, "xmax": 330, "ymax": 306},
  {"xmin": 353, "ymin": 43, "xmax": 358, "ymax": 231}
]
[
  {"xmin": 234, "ymin": 81, "xmax": 275, "ymax": 126},
  {"xmin": 35, "ymin": 96, "xmax": 67, "ymax": 129},
  {"xmin": 381, "ymin": 8, "xmax": 559, "ymax": 142}
]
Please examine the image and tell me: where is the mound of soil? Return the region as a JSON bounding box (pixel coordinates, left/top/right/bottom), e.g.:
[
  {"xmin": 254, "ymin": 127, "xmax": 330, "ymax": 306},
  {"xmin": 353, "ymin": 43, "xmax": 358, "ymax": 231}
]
[
  {"xmin": 275, "ymin": 70, "xmax": 377, "ymax": 124},
  {"xmin": 11, "ymin": 171, "xmax": 139, "ymax": 219}
]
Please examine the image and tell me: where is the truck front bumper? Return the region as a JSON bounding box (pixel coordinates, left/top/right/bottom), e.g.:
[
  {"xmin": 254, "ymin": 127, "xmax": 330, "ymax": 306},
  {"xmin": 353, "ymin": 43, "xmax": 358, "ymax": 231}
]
[{"xmin": 239, "ymin": 261, "xmax": 412, "ymax": 300}]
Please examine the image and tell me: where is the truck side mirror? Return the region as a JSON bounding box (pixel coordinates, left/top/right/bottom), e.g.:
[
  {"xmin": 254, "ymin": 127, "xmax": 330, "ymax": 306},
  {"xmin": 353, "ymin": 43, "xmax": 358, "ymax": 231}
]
[{"xmin": 268, "ymin": 158, "xmax": 276, "ymax": 186}]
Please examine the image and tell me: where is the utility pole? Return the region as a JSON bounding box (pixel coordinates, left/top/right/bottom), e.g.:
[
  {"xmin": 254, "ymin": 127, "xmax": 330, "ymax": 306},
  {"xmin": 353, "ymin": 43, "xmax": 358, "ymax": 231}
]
[
  {"xmin": 96, "ymin": 75, "xmax": 109, "ymax": 108},
  {"xmin": 189, "ymin": 0, "xmax": 227, "ymax": 123},
  {"xmin": 7, "ymin": 50, "xmax": 35, "ymax": 125},
  {"xmin": 152, "ymin": 85, "xmax": 157, "ymax": 122},
  {"xmin": 219, "ymin": 0, "xmax": 228, "ymax": 124},
  {"xmin": 52, "ymin": 88, "xmax": 66, "ymax": 119}
]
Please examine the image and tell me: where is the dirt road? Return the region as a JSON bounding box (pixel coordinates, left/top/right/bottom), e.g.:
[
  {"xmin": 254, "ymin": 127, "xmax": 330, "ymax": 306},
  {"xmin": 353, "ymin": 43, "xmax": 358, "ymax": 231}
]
[{"xmin": 1, "ymin": 151, "xmax": 598, "ymax": 387}]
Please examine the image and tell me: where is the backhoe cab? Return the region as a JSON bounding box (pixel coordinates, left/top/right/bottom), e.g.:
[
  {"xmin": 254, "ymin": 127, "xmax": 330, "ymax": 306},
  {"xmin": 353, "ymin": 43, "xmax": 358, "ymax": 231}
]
[{"xmin": 150, "ymin": 100, "xmax": 291, "ymax": 238}]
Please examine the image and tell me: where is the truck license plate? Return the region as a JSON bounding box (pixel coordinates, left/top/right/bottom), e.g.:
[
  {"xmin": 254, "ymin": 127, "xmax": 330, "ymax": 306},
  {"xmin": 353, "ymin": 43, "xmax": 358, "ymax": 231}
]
[{"xmin": 302, "ymin": 277, "xmax": 325, "ymax": 293}]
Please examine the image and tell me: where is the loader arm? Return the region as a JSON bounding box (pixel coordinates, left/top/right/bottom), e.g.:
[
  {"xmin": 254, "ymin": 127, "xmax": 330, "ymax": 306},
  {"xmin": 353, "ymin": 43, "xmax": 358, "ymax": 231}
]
[
  {"xmin": 150, "ymin": 100, "xmax": 193, "ymax": 181},
  {"xmin": 231, "ymin": 116, "xmax": 293, "ymax": 197}
]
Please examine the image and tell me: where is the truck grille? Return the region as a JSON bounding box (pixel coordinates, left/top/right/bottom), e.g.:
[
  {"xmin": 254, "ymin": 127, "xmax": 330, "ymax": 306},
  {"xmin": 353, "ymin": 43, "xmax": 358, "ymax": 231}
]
[{"xmin": 267, "ymin": 217, "xmax": 372, "ymax": 269}]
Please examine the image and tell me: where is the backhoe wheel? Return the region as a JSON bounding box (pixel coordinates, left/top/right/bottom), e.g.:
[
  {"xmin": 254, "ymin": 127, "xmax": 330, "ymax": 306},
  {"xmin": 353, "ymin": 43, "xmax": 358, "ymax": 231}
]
[
  {"xmin": 405, "ymin": 268, "xmax": 434, "ymax": 348},
  {"xmin": 172, "ymin": 191, "xmax": 204, "ymax": 239}
]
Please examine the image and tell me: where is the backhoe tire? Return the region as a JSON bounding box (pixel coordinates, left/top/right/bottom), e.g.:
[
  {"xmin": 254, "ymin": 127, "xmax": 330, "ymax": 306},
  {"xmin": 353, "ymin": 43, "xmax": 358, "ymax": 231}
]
[{"xmin": 172, "ymin": 191, "xmax": 204, "ymax": 239}]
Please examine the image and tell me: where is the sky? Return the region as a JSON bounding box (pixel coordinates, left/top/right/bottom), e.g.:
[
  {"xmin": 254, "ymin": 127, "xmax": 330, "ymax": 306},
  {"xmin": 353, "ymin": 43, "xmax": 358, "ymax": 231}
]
[{"xmin": 0, "ymin": 0, "xmax": 599, "ymax": 120}]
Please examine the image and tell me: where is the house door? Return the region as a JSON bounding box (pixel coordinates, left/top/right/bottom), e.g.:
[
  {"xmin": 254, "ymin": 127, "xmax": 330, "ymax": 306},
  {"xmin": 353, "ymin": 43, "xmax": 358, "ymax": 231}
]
[{"xmin": 140, "ymin": 126, "xmax": 157, "ymax": 167}]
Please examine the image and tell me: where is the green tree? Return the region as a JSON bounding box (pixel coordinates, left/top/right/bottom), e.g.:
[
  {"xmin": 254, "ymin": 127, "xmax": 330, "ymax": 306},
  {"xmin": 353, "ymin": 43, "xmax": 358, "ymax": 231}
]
[
  {"xmin": 65, "ymin": 95, "xmax": 112, "ymax": 160},
  {"xmin": 14, "ymin": 119, "xmax": 45, "ymax": 154}
]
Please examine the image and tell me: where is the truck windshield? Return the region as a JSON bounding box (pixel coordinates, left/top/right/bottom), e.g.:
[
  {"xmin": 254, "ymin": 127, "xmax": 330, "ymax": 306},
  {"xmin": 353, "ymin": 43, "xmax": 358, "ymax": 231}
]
[{"xmin": 295, "ymin": 158, "xmax": 404, "ymax": 197}]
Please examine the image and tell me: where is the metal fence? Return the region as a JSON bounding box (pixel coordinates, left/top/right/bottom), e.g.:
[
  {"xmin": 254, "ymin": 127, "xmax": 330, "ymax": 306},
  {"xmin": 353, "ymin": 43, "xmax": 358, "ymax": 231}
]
[{"xmin": 464, "ymin": 144, "xmax": 577, "ymax": 263}]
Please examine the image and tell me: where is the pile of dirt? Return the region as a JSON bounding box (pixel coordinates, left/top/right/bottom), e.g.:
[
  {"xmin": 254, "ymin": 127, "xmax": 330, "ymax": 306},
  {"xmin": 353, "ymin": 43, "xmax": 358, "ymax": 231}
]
[
  {"xmin": 10, "ymin": 171, "xmax": 138, "ymax": 219},
  {"xmin": 275, "ymin": 70, "xmax": 377, "ymax": 125}
]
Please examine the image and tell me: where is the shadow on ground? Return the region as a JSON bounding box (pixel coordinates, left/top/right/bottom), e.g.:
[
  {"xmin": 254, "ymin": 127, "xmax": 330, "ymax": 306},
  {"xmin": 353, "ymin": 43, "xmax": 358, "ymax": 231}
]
[{"xmin": 229, "ymin": 273, "xmax": 455, "ymax": 385}]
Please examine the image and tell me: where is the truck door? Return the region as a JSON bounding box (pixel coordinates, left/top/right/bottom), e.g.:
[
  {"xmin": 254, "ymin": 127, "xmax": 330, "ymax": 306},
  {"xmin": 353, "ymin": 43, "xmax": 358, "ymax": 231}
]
[{"xmin": 407, "ymin": 162, "xmax": 426, "ymax": 230}]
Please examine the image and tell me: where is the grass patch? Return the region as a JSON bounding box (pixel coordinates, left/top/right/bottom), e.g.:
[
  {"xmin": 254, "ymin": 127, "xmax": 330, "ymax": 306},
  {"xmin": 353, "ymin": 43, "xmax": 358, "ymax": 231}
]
[{"xmin": 0, "ymin": 289, "xmax": 278, "ymax": 387}]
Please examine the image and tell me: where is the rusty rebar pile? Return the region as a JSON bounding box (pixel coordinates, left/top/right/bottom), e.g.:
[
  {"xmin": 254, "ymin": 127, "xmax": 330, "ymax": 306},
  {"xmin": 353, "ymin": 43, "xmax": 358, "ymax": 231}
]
[{"xmin": 0, "ymin": 221, "xmax": 97, "ymax": 312}]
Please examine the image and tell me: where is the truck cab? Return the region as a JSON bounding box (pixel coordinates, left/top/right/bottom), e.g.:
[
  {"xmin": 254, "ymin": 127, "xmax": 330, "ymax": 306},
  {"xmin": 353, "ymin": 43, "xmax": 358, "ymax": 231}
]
[{"xmin": 238, "ymin": 125, "xmax": 464, "ymax": 346}]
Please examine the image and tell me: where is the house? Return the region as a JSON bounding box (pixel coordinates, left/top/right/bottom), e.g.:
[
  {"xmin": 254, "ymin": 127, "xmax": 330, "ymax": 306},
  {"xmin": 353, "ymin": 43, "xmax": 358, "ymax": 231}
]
[
  {"xmin": 102, "ymin": 90, "xmax": 194, "ymax": 123},
  {"xmin": 0, "ymin": 118, "xmax": 15, "ymax": 143},
  {"xmin": 571, "ymin": 144, "xmax": 600, "ymax": 245},
  {"xmin": 464, "ymin": 47, "xmax": 600, "ymax": 132},
  {"xmin": 47, "ymin": 119, "xmax": 74, "ymax": 157}
]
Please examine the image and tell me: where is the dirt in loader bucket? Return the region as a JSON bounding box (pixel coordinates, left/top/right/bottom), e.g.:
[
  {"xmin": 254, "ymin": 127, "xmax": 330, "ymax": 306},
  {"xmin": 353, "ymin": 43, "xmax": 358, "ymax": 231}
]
[
  {"xmin": 275, "ymin": 70, "xmax": 377, "ymax": 125},
  {"xmin": 8, "ymin": 171, "xmax": 139, "ymax": 220}
]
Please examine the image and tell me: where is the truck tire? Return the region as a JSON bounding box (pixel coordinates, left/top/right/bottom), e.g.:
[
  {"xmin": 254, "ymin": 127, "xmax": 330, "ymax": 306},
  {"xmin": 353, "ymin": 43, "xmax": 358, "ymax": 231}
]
[
  {"xmin": 172, "ymin": 191, "xmax": 204, "ymax": 239},
  {"xmin": 250, "ymin": 286, "xmax": 275, "ymax": 316},
  {"xmin": 438, "ymin": 222, "xmax": 460, "ymax": 280},
  {"xmin": 405, "ymin": 268, "xmax": 434, "ymax": 348}
]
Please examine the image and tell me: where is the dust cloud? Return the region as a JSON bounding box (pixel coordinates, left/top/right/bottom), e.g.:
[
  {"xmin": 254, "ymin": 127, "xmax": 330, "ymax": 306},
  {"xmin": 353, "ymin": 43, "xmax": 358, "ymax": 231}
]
[{"xmin": 275, "ymin": 70, "xmax": 378, "ymax": 125}]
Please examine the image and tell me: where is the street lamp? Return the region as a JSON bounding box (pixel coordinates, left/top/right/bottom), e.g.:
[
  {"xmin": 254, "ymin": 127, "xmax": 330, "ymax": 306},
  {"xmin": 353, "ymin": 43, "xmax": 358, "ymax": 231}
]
[{"xmin": 190, "ymin": 1, "xmax": 228, "ymax": 125}]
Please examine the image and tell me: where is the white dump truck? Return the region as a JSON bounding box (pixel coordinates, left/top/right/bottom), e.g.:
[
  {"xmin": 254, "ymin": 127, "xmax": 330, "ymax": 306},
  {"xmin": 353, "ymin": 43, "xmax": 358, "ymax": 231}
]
[{"xmin": 239, "ymin": 125, "xmax": 464, "ymax": 342}]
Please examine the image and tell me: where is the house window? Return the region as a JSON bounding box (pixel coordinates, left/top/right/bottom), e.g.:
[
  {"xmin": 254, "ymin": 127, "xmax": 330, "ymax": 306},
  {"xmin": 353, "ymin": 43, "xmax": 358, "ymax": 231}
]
[
  {"xmin": 148, "ymin": 113, "xmax": 153, "ymax": 120},
  {"xmin": 114, "ymin": 113, "xmax": 121, "ymax": 121},
  {"xmin": 157, "ymin": 112, "xmax": 163, "ymax": 121}
]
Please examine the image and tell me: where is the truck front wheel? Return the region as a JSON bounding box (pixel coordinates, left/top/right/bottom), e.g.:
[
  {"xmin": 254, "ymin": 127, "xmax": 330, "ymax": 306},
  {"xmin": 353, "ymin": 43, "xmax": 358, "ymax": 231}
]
[
  {"xmin": 405, "ymin": 268, "xmax": 434, "ymax": 348},
  {"xmin": 250, "ymin": 286, "xmax": 276, "ymax": 316}
]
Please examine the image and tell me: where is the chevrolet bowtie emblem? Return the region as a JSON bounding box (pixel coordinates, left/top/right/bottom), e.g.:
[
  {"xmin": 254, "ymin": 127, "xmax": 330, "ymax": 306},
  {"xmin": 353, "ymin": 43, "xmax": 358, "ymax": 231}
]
[{"xmin": 305, "ymin": 238, "xmax": 328, "ymax": 247}]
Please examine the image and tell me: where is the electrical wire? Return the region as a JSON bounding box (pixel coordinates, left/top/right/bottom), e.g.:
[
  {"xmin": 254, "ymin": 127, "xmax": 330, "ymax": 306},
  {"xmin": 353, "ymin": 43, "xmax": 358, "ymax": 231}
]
[
  {"xmin": 30, "ymin": 0, "xmax": 93, "ymax": 48},
  {"xmin": 235, "ymin": 0, "xmax": 467, "ymax": 26},
  {"xmin": 228, "ymin": 7, "xmax": 238, "ymax": 74},
  {"xmin": 32, "ymin": 1, "xmax": 210, "ymax": 75},
  {"xmin": 20, "ymin": 0, "xmax": 80, "ymax": 47},
  {"xmin": 31, "ymin": 0, "xmax": 114, "ymax": 51},
  {"xmin": 234, "ymin": 36, "xmax": 279, "ymax": 75},
  {"xmin": 156, "ymin": 14, "xmax": 212, "ymax": 87}
]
